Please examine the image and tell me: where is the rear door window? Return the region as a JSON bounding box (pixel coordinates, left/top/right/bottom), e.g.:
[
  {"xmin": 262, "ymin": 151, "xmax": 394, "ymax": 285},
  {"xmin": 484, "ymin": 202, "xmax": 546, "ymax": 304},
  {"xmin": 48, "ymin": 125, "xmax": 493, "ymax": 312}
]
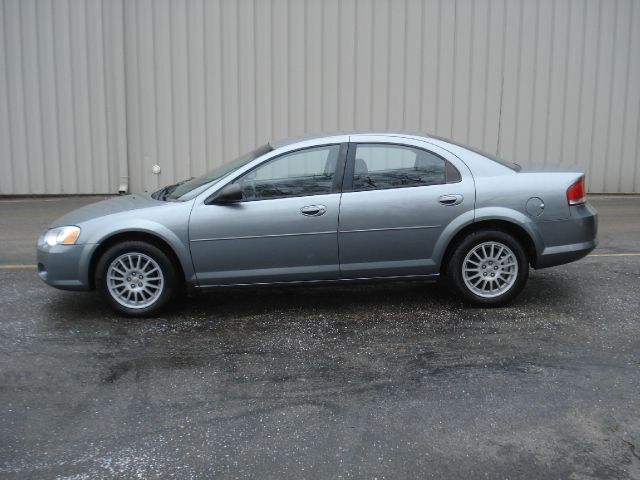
[{"xmin": 350, "ymin": 144, "xmax": 457, "ymax": 191}]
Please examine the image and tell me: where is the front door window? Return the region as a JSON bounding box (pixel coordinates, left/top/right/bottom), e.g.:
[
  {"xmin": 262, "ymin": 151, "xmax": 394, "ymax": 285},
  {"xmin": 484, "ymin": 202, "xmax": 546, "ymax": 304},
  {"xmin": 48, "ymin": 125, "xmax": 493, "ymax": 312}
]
[{"xmin": 236, "ymin": 145, "xmax": 341, "ymax": 200}]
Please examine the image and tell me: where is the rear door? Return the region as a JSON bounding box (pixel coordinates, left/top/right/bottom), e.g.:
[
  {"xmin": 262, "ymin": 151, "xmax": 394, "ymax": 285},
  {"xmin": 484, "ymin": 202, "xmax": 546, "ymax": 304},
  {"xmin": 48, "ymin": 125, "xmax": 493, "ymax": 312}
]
[{"xmin": 338, "ymin": 136, "xmax": 475, "ymax": 278}]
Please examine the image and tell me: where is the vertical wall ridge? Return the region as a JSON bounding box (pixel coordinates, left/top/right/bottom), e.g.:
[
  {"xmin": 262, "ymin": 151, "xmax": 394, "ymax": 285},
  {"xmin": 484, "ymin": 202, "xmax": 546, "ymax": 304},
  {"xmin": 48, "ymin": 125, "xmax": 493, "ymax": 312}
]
[{"xmin": 0, "ymin": 0, "xmax": 638, "ymax": 193}]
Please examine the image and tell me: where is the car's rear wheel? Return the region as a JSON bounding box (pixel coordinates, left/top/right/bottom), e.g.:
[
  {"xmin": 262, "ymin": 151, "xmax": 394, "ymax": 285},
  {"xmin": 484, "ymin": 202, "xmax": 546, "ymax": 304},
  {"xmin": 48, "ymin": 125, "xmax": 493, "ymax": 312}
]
[
  {"xmin": 446, "ymin": 230, "xmax": 529, "ymax": 306},
  {"xmin": 96, "ymin": 241, "xmax": 177, "ymax": 317}
]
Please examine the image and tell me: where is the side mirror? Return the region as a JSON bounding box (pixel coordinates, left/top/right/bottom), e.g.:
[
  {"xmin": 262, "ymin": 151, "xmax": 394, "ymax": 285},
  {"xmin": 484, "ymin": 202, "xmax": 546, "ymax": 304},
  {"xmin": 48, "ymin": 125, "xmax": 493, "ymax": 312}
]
[{"xmin": 208, "ymin": 183, "xmax": 243, "ymax": 204}]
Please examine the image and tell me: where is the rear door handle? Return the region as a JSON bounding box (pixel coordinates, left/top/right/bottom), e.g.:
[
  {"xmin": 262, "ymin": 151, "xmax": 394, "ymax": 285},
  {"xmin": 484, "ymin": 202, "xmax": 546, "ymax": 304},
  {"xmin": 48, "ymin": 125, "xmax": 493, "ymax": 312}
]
[
  {"xmin": 438, "ymin": 194, "xmax": 463, "ymax": 206},
  {"xmin": 300, "ymin": 205, "xmax": 327, "ymax": 216}
]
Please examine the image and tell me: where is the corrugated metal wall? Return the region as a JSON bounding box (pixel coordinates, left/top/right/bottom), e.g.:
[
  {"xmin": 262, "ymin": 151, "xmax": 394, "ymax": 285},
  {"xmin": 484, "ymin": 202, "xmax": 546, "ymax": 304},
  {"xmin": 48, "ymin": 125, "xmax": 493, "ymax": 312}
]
[
  {"xmin": 0, "ymin": 0, "xmax": 127, "ymax": 194},
  {"xmin": 1, "ymin": 0, "xmax": 639, "ymax": 194}
]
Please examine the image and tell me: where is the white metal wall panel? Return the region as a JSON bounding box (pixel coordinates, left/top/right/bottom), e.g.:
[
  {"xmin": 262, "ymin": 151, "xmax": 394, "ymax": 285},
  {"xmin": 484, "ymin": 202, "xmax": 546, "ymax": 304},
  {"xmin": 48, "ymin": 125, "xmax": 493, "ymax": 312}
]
[
  {"xmin": 1, "ymin": 0, "xmax": 640, "ymax": 193},
  {"xmin": 0, "ymin": 0, "xmax": 125, "ymax": 194},
  {"xmin": 122, "ymin": 0, "xmax": 640, "ymax": 193}
]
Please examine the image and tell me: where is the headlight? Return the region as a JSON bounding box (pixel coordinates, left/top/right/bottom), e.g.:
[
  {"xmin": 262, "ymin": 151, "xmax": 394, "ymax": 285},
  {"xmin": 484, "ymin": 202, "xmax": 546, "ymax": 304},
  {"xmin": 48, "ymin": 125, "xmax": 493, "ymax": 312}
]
[{"xmin": 44, "ymin": 226, "xmax": 81, "ymax": 246}]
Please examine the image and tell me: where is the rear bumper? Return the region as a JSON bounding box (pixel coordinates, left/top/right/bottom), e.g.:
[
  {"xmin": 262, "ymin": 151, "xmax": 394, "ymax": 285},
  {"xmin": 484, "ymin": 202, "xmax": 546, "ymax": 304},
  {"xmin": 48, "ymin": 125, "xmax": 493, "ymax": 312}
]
[
  {"xmin": 535, "ymin": 239, "xmax": 597, "ymax": 268},
  {"xmin": 534, "ymin": 203, "xmax": 598, "ymax": 269}
]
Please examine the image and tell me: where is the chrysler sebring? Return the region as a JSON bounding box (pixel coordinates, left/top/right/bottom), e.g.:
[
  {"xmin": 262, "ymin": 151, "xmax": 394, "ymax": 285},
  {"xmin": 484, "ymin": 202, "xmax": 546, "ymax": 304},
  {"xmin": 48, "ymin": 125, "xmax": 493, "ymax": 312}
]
[{"xmin": 37, "ymin": 133, "xmax": 598, "ymax": 316}]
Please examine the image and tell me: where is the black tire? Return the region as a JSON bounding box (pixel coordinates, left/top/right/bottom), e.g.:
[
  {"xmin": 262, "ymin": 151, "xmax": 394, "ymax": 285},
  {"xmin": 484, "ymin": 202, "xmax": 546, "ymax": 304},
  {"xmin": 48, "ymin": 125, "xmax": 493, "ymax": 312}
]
[
  {"xmin": 95, "ymin": 241, "xmax": 177, "ymax": 317},
  {"xmin": 445, "ymin": 230, "xmax": 529, "ymax": 307}
]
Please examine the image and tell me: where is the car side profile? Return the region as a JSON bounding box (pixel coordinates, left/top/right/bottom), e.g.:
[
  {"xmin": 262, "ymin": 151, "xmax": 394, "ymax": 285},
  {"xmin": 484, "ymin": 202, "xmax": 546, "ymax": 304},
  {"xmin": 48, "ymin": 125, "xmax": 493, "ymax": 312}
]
[{"xmin": 36, "ymin": 133, "xmax": 598, "ymax": 316}]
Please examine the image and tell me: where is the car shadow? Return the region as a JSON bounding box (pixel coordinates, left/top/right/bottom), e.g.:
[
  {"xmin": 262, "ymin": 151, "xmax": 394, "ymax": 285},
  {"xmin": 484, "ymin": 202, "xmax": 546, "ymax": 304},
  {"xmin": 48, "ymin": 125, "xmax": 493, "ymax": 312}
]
[
  {"xmin": 45, "ymin": 280, "xmax": 454, "ymax": 322},
  {"xmin": 44, "ymin": 272, "xmax": 574, "ymax": 331}
]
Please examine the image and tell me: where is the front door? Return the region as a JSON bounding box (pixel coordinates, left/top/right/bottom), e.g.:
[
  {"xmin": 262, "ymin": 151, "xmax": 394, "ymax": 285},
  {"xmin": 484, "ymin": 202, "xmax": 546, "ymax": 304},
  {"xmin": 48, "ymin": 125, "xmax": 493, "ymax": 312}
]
[
  {"xmin": 189, "ymin": 144, "xmax": 346, "ymax": 285},
  {"xmin": 338, "ymin": 138, "xmax": 475, "ymax": 278}
]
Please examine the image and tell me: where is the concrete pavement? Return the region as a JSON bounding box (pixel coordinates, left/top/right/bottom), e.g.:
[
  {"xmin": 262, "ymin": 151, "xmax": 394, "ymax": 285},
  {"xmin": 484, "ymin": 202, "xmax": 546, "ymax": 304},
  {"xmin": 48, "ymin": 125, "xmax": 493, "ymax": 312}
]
[{"xmin": 0, "ymin": 195, "xmax": 639, "ymax": 479}]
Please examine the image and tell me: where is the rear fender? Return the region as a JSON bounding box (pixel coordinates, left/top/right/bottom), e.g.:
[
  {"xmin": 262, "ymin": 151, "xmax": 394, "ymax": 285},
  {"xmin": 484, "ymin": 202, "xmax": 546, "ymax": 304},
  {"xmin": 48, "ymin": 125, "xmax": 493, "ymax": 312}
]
[
  {"xmin": 431, "ymin": 209, "xmax": 475, "ymax": 266},
  {"xmin": 433, "ymin": 207, "xmax": 544, "ymax": 267}
]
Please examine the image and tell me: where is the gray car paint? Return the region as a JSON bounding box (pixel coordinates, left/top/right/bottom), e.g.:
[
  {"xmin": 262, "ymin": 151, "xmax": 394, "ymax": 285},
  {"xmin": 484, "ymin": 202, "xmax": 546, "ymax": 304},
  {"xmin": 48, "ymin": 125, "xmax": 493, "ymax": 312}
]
[
  {"xmin": 189, "ymin": 192, "xmax": 342, "ymax": 284},
  {"xmin": 337, "ymin": 134, "xmax": 475, "ymax": 279},
  {"xmin": 36, "ymin": 133, "xmax": 598, "ymax": 293},
  {"xmin": 38, "ymin": 193, "xmax": 196, "ymax": 288}
]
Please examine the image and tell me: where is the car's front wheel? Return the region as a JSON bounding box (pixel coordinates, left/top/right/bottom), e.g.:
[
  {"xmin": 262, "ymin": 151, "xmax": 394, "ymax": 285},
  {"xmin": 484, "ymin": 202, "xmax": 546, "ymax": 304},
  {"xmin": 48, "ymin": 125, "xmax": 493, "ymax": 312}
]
[
  {"xmin": 446, "ymin": 230, "xmax": 529, "ymax": 306},
  {"xmin": 96, "ymin": 241, "xmax": 177, "ymax": 317}
]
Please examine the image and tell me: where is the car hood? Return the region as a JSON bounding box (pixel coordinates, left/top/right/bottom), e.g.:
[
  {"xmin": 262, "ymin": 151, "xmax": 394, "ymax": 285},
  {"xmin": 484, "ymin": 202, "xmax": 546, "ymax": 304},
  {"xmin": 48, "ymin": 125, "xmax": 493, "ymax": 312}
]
[{"xmin": 49, "ymin": 193, "xmax": 163, "ymax": 228}]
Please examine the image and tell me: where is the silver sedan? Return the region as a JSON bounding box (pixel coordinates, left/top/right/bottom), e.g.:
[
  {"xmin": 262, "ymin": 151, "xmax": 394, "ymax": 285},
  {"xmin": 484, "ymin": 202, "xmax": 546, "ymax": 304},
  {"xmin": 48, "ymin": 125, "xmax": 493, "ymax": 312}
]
[{"xmin": 36, "ymin": 133, "xmax": 598, "ymax": 316}]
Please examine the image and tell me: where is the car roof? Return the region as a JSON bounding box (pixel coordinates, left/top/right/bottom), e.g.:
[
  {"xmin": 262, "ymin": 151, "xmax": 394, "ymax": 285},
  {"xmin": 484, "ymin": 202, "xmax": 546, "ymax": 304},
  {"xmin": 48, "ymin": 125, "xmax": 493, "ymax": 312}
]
[
  {"xmin": 268, "ymin": 132, "xmax": 519, "ymax": 176},
  {"xmin": 269, "ymin": 132, "xmax": 435, "ymax": 149}
]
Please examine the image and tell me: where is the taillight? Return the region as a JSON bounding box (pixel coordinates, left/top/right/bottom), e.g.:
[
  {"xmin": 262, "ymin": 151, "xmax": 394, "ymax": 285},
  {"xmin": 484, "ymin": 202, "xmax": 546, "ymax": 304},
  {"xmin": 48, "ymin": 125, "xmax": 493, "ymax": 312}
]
[{"xmin": 567, "ymin": 176, "xmax": 586, "ymax": 206}]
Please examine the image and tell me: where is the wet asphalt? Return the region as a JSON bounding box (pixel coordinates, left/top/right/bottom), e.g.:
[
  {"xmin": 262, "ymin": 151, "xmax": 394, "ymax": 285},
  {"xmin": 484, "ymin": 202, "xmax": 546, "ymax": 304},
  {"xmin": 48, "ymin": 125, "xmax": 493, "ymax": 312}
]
[{"xmin": 0, "ymin": 196, "xmax": 639, "ymax": 479}]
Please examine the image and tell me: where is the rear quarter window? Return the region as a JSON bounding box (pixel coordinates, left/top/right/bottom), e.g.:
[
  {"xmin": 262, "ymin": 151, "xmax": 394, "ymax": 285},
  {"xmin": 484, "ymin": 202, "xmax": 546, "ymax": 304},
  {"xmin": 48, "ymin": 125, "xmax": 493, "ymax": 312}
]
[{"xmin": 429, "ymin": 135, "xmax": 521, "ymax": 172}]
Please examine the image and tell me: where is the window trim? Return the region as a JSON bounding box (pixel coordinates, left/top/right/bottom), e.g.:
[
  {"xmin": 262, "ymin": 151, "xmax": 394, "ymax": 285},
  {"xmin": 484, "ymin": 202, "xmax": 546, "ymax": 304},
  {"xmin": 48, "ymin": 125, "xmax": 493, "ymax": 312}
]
[
  {"xmin": 211, "ymin": 142, "xmax": 349, "ymax": 203},
  {"xmin": 341, "ymin": 142, "xmax": 462, "ymax": 193}
]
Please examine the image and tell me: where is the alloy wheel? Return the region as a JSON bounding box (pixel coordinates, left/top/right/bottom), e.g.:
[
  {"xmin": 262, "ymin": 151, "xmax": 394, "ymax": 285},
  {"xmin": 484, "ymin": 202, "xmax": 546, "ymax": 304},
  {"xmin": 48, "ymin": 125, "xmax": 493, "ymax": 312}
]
[
  {"xmin": 106, "ymin": 252, "xmax": 165, "ymax": 309},
  {"xmin": 462, "ymin": 241, "xmax": 519, "ymax": 298}
]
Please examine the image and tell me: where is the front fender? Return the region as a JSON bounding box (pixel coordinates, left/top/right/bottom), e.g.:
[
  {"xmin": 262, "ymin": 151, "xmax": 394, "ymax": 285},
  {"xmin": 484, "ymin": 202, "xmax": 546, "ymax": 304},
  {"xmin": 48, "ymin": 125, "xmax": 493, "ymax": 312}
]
[{"xmin": 84, "ymin": 220, "xmax": 196, "ymax": 286}]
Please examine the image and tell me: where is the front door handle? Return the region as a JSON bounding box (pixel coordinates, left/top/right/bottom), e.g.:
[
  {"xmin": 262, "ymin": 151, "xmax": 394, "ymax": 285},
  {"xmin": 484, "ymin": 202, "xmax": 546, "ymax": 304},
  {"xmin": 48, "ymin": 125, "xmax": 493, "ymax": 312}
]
[
  {"xmin": 300, "ymin": 205, "xmax": 327, "ymax": 216},
  {"xmin": 438, "ymin": 194, "xmax": 463, "ymax": 206}
]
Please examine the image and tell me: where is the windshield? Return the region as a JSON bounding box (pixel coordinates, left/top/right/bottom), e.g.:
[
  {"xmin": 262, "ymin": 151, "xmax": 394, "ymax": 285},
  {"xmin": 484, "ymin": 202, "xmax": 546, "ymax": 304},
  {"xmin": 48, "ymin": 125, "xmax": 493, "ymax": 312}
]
[{"xmin": 165, "ymin": 144, "xmax": 273, "ymax": 200}]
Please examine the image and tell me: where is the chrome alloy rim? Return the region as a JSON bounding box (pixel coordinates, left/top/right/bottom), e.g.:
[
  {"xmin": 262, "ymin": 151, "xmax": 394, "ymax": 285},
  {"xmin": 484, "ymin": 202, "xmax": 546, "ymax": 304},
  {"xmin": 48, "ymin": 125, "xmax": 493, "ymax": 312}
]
[
  {"xmin": 106, "ymin": 253, "xmax": 164, "ymax": 309},
  {"xmin": 462, "ymin": 242, "xmax": 518, "ymax": 298}
]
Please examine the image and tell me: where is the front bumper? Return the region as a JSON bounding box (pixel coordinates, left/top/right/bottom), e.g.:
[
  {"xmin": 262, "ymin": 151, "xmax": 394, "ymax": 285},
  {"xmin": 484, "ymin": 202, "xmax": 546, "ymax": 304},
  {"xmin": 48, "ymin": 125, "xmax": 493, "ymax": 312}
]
[
  {"xmin": 534, "ymin": 202, "xmax": 598, "ymax": 269},
  {"xmin": 36, "ymin": 241, "xmax": 97, "ymax": 291}
]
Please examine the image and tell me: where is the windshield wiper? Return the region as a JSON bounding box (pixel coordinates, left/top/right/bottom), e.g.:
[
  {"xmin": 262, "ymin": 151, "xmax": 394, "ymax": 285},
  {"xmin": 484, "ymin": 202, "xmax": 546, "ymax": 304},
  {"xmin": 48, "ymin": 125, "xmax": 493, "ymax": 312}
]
[{"xmin": 153, "ymin": 177, "xmax": 195, "ymax": 201}]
